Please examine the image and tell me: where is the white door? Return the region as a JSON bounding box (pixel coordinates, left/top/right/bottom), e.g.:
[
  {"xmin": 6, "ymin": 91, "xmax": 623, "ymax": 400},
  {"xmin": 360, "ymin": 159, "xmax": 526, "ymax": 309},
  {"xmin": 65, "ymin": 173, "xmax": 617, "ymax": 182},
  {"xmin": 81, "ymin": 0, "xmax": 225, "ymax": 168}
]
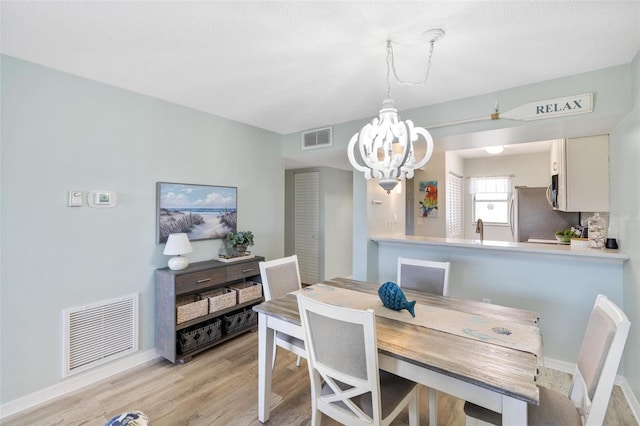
[{"xmin": 294, "ymin": 171, "xmax": 320, "ymax": 284}]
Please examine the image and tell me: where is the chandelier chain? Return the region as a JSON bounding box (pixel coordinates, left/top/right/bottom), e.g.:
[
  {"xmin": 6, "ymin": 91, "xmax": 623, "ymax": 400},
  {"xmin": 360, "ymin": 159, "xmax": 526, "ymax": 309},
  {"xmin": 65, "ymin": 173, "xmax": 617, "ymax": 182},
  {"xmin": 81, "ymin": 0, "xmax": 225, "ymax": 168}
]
[
  {"xmin": 386, "ymin": 41, "xmax": 393, "ymax": 98},
  {"xmin": 386, "ymin": 38, "xmax": 436, "ymax": 89}
]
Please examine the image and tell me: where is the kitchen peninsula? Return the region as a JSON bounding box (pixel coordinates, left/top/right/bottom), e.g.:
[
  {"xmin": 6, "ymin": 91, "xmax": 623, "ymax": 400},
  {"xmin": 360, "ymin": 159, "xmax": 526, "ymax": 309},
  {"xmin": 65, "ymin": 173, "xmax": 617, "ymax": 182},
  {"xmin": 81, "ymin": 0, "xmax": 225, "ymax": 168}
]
[
  {"xmin": 371, "ymin": 234, "xmax": 628, "ymax": 366},
  {"xmin": 373, "ymin": 234, "xmax": 628, "ymax": 263}
]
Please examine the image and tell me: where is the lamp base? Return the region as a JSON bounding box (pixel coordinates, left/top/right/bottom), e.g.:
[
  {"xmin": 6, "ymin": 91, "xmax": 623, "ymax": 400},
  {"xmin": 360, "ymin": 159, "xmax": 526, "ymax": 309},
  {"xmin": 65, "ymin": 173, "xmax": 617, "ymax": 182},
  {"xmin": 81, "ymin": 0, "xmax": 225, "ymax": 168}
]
[{"xmin": 168, "ymin": 255, "xmax": 189, "ymax": 270}]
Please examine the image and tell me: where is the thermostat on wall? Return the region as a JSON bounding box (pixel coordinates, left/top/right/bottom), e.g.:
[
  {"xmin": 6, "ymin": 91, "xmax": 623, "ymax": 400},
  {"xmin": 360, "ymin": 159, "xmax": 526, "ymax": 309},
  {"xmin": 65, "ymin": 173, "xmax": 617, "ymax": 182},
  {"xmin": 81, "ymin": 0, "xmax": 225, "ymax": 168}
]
[{"xmin": 87, "ymin": 190, "xmax": 117, "ymax": 208}]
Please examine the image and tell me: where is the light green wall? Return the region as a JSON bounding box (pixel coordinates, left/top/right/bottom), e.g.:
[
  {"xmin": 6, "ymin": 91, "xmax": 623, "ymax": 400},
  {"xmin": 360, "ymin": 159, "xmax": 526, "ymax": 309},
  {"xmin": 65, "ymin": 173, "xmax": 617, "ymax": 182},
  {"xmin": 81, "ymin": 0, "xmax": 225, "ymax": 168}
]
[
  {"xmin": 0, "ymin": 55, "xmax": 284, "ymax": 403},
  {"xmin": 282, "ymin": 64, "xmax": 631, "ymax": 158},
  {"xmin": 401, "ymin": 65, "xmax": 632, "ymax": 149},
  {"xmin": 610, "ymin": 51, "xmax": 640, "ymax": 401}
]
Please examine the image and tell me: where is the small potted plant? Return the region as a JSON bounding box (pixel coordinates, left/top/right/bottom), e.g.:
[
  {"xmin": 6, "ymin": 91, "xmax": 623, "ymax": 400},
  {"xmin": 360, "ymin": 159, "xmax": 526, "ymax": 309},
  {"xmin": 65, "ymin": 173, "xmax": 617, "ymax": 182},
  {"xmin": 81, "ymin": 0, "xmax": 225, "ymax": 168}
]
[
  {"xmin": 225, "ymin": 230, "xmax": 254, "ymax": 256},
  {"xmin": 555, "ymin": 228, "xmax": 581, "ymax": 244}
]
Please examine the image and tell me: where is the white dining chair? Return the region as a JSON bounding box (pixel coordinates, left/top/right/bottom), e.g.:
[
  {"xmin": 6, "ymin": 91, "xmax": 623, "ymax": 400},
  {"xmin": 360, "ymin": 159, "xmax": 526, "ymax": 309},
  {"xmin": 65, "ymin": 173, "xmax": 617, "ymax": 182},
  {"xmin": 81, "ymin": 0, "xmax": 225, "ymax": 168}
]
[
  {"xmin": 464, "ymin": 294, "xmax": 631, "ymax": 426},
  {"xmin": 297, "ymin": 294, "xmax": 419, "ymax": 426},
  {"xmin": 397, "ymin": 256, "xmax": 450, "ymax": 424},
  {"xmin": 397, "ymin": 257, "xmax": 450, "ymax": 296},
  {"xmin": 259, "ymin": 255, "xmax": 305, "ymax": 368}
]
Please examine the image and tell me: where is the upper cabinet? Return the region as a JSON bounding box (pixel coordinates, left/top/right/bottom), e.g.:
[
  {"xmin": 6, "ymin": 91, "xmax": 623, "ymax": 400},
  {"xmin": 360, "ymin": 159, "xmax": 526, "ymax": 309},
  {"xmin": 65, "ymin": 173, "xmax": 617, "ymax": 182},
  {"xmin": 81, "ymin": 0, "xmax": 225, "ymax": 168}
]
[{"xmin": 552, "ymin": 135, "xmax": 609, "ymax": 212}]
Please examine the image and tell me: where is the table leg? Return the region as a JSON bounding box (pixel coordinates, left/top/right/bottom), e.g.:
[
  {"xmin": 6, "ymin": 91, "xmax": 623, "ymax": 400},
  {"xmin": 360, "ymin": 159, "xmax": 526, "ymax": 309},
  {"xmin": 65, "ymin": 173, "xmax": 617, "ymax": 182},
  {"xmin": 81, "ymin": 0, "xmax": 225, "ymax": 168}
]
[
  {"xmin": 428, "ymin": 387, "xmax": 437, "ymax": 426},
  {"xmin": 258, "ymin": 313, "xmax": 275, "ymax": 423},
  {"xmin": 502, "ymin": 395, "xmax": 527, "ymax": 425}
]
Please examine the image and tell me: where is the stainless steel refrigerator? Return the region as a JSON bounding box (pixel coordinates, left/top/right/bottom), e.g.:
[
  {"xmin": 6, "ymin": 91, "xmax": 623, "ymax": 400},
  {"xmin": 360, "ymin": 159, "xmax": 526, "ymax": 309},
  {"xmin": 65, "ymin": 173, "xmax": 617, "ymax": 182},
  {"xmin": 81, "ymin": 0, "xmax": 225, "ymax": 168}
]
[{"xmin": 510, "ymin": 186, "xmax": 580, "ymax": 242}]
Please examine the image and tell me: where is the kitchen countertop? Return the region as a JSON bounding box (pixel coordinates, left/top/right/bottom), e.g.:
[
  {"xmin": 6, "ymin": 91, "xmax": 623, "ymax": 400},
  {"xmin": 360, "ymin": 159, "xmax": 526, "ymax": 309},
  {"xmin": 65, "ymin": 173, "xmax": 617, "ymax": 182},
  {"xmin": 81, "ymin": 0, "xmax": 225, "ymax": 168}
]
[{"xmin": 371, "ymin": 234, "xmax": 629, "ymax": 264}]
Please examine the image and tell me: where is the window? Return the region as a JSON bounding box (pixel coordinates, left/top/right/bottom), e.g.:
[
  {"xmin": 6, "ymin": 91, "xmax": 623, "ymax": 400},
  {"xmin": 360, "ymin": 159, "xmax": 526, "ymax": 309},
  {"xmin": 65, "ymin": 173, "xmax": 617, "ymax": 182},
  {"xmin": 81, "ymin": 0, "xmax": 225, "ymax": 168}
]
[{"xmin": 469, "ymin": 176, "xmax": 512, "ymax": 225}]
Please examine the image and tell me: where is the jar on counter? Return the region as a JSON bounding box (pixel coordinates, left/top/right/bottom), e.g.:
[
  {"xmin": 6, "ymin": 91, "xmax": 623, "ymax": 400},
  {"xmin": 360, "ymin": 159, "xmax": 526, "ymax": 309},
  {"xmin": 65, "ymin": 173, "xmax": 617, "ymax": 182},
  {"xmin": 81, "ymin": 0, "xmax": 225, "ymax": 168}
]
[{"xmin": 587, "ymin": 212, "xmax": 606, "ymax": 249}]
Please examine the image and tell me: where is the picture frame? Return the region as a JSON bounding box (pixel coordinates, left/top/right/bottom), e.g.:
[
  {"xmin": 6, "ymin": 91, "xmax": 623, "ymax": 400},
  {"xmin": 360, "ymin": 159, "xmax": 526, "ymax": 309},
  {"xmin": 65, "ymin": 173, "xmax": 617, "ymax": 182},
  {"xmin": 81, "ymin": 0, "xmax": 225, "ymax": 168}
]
[
  {"xmin": 156, "ymin": 182, "xmax": 237, "ymax": 244},
  {"xmin": 419, "ymin": 180, "xmax": 438, "ymax": 218}
]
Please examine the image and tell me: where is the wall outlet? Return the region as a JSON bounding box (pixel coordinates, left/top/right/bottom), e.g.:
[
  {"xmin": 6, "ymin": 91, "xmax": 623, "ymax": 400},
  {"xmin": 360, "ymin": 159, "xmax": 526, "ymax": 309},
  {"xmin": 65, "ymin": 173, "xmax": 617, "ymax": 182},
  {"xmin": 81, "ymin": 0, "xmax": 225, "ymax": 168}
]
[{"xmin": 68, "ymin": 190, "xmax": 83, "ymax": 207}]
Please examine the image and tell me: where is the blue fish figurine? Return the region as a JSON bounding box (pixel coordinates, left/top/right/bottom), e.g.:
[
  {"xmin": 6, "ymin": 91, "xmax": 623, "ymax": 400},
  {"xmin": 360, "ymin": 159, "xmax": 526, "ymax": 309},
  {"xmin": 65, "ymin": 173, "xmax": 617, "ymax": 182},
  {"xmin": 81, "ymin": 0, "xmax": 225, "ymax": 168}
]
[{"xmin": 378, "ymin": 282, "xmax": 416, "ymax": 317}]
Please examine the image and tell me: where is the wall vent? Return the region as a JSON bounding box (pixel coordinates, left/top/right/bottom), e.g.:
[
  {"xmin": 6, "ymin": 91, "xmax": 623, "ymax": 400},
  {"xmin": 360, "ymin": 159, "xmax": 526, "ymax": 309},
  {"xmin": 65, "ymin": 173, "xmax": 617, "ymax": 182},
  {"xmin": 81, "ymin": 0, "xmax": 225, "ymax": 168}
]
[
  {"xmin": 63, "ymin": 294, "xmax": 138, "ymax": 377},
  {"xmin": 302, "ymin": 127, "xmax": 332, "ymax": 150}
]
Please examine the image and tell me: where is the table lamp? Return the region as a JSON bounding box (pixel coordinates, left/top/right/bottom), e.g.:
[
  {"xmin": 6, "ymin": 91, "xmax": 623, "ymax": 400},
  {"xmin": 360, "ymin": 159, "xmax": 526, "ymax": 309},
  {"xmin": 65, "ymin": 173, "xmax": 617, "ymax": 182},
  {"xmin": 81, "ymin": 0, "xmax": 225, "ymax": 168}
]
[{"xmin": 163, "ymin": 233, "xmax": 193, "ymax": 270}]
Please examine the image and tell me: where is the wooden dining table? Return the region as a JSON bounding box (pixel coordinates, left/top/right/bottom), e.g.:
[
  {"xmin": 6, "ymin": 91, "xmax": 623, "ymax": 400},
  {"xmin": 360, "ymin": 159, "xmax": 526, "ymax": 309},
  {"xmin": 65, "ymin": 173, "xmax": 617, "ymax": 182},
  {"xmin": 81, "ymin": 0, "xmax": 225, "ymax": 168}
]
[{"xmin": 253, "ymin": 277, "xmax": 541, "ymax": 425}]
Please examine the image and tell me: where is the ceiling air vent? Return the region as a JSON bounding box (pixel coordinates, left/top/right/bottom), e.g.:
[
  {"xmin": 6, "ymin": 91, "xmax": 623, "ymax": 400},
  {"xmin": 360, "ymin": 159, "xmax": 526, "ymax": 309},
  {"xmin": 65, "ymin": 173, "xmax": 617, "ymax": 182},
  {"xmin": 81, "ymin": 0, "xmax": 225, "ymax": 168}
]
[{"xmin": 302, "ymin": 127, "xmax": 332, "ymax": 151}]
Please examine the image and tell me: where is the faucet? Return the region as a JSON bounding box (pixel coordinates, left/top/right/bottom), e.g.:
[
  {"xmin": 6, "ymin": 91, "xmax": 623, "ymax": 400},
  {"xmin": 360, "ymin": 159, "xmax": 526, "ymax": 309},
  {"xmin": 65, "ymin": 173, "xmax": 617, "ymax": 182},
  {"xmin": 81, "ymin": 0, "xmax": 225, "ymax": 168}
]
[{"xmin": 476, "ymin": 218, "xmax": 484, "ymax": 242}]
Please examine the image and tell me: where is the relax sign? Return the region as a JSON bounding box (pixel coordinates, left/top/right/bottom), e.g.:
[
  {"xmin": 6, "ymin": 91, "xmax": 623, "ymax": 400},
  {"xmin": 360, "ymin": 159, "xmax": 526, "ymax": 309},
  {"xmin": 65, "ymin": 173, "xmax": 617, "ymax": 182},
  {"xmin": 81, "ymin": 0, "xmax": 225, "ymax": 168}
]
[{"xmin": 501, "ymin": 93, "xmax": 593, "ymax": 121}]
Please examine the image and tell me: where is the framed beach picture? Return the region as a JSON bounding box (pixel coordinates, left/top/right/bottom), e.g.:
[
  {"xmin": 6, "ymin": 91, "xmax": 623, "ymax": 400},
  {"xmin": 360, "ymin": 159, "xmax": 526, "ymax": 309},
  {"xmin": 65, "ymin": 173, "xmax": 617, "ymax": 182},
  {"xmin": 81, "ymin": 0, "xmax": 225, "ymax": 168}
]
[{"xmin": 156, "ymin": 182, "xmax": 237, "ymax": 244}]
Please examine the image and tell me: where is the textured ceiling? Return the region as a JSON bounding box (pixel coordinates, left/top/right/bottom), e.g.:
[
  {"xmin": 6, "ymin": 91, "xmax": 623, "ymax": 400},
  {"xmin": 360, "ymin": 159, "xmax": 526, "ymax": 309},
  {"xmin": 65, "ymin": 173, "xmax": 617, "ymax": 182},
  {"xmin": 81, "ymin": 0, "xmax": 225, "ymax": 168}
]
[{"xmin": 2, "ymin": 1, "xmax": 639, "ymax": 137}]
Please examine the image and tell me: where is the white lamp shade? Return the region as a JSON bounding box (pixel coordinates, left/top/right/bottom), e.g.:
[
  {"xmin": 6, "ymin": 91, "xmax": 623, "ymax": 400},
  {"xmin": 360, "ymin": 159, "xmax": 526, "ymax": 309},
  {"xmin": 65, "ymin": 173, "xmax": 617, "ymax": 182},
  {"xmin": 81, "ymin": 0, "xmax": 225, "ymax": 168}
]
[{"xmin": 163, "ymin": 233, "xmax": 193, "ymax": 255}]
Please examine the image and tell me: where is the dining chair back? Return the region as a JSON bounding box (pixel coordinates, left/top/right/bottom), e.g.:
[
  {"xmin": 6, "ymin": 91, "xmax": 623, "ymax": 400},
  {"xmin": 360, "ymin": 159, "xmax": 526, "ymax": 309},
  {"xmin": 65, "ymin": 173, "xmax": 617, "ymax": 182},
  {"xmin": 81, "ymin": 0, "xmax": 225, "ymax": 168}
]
[
  {"xmin": 397, "ymin": 257, "xmax": 450, "ymax": 425},
  {"xmin": 397, "ymin": 257, "xmax": 450, "ymax": 296},
  {"xmin": 297, "ymin": 294, "xmax": 419, "ymax": 426},
  {"xmin": 464, "ymin": 294, "xmax": 630, "ymax": 426},
  {"xmin": 260, "ymin": 254, "xmax": 302, "ymax": 300},
  {"xmin": 259, "ymin": 255, "xmax": 305, "ymax": 368}
]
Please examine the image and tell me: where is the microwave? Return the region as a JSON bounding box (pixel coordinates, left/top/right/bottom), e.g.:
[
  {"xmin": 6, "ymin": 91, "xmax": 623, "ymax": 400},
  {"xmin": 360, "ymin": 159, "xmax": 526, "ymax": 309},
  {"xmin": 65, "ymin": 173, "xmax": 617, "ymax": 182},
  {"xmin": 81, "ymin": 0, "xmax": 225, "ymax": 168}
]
[{"xmin": 550, "ymin": 174, "xmax": 559, "ymax": 208}]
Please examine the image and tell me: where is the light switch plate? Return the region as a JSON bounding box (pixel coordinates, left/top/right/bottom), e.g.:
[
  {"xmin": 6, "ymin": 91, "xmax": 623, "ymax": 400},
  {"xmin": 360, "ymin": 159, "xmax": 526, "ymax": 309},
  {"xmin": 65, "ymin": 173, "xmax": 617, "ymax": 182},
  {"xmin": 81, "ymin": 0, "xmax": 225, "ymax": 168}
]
[{"xmin": 68, "ymin": 190, "xmax": 83, "ymax": 207}]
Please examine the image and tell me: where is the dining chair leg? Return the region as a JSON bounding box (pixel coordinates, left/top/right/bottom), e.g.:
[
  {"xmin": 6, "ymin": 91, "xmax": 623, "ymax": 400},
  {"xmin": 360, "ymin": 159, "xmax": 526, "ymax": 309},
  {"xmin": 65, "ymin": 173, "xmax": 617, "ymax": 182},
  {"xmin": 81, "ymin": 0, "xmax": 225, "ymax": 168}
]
[
  {"xmin": 311, "ymin": 409, "xmax": 322, "ymax": 426},
  {"xmin": 271, "ymin": 345, "xmax": 277, "ymax": 370},
  {"xmin": 296, "ymin": 355, "xmax": 301, "ymax": 367},
  {"xmin": 429, "ymin": 387, "xmax": 437, "ymax": 426},
  {"xmin": 409, "ymin": 388, "xmax": 419, "ymax": 426}
]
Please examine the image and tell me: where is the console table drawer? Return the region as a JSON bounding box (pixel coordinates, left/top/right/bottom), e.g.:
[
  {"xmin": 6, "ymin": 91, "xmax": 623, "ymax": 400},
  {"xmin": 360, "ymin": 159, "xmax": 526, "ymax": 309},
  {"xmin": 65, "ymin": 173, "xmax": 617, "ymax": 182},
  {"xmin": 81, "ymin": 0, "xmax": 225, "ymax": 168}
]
[
  {"xmin": 176, "ymin": 269, "xmax": 226, "ymax": 295},
  {"xmin": 226, "ymin": 261, "xmax": 260, "ymax": 281}
]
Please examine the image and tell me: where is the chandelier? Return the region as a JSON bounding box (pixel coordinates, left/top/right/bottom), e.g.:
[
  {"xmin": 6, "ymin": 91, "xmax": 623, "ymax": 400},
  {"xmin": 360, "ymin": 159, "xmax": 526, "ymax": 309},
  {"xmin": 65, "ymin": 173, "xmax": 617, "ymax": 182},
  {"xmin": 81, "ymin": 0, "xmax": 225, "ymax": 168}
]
[{"xmin": 347, "ymin": 29, "xmax": 444, "ymax": 193}]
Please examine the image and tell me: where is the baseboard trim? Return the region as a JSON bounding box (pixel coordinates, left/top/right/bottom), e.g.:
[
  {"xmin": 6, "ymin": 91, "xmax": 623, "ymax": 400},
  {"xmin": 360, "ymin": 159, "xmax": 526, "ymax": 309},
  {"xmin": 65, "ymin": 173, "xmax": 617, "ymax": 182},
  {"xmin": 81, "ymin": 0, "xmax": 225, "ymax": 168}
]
[
  {"xmin": 619, "ymin": 376, "xmax": 640, "ymax": 424},
  {"xmin": 0, "ymin": 349, "xmax": 159, "ymax": 420},
  {"xmin": 543, "ymin": 357, "xmax": 574, "ymax": 374},
  {"xmin": 544, "ymin": 356, "xmax": 640, "ymax": 424}
]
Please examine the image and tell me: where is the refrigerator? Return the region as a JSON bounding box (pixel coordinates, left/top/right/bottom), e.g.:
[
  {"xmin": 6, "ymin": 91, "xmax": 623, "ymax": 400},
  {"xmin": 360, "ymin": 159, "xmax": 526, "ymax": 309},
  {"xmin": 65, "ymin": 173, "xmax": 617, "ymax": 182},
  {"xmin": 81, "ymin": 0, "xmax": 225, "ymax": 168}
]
[{"xmin": 510, "ymin": 186, "xmax": 580, "ymax": 242}]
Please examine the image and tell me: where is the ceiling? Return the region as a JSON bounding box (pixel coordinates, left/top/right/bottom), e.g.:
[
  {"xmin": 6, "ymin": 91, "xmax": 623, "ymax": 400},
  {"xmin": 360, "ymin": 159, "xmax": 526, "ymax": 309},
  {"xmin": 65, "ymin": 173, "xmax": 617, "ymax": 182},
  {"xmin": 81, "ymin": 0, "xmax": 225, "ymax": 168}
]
[{"xmin": 2, "ymin": 1, "xmax": 639, "ymax": 163}]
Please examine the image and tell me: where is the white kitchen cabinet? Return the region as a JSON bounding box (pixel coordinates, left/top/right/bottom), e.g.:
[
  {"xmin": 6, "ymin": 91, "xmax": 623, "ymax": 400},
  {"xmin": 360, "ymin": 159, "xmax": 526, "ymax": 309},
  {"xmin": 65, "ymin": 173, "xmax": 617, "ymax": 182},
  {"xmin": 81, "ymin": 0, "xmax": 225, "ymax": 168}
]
[
  {"xmin": 550, "ymin": 138, "xmax": 562, "ymax": 176},
  {"xmin": 553, "ymin": 135, "xmax": 609, "ymax": 212}
]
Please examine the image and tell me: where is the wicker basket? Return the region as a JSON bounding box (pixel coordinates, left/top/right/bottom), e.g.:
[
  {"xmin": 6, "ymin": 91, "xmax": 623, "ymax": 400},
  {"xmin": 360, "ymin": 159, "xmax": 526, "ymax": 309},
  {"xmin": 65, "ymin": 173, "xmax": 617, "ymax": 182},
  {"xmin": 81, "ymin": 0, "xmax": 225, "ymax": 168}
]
[
  {"xmin": 229, "ymin": 281, "xmax": 263, "ymax": 304},
  {"xmin": 178, "ymin": 319, "xmax": 222, "ymax": 354},
  {"xmin": 199, "ymin": 288, "xmax": 237, "ymax": 314},
  {"xmin": 223, "ymin": 308, "xmax": 258, "ymax": 334},
  {"xmin": 175, "ymin": 295, "xmax": 208, "ymax": 324}
]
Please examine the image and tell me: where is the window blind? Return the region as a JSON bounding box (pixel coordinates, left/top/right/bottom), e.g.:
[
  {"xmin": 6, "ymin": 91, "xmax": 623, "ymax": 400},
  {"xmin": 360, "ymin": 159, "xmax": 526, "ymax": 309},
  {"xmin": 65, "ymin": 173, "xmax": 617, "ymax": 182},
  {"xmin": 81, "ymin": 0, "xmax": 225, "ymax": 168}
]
[{"xmin": 447, "ymin": 172, "xmax": 463, "ymax": 239}]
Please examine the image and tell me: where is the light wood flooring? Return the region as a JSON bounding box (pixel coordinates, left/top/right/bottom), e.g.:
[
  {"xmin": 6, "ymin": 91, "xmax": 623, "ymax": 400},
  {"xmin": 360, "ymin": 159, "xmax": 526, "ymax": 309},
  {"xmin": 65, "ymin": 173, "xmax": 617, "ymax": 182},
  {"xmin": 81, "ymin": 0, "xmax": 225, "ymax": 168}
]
[{"xmin": 3, "ymin": 331, "xmax": 637, "ymax": 425}]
